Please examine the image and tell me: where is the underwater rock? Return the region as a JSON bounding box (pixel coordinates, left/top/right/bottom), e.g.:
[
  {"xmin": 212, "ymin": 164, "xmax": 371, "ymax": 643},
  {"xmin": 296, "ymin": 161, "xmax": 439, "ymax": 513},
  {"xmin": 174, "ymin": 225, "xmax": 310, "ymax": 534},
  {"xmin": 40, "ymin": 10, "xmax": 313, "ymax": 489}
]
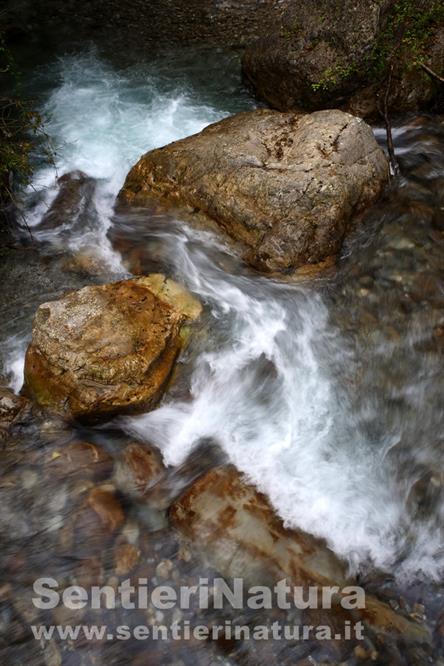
[
  {"xmin": 171, "ymin": 466, "xmax": 431, "ymax": 645},
  {"xmin": 114, "ymin": 442, "xmax": 166, "ymax": 498}
]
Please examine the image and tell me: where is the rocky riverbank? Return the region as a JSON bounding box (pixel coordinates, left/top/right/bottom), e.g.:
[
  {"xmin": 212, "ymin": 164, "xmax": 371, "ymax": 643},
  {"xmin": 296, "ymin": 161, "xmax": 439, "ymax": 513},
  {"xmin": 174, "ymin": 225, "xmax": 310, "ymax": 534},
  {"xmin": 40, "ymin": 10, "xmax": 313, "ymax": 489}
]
[{"xmin": 4, "ymin": 1, "xmax": 443, "ymax": 118}]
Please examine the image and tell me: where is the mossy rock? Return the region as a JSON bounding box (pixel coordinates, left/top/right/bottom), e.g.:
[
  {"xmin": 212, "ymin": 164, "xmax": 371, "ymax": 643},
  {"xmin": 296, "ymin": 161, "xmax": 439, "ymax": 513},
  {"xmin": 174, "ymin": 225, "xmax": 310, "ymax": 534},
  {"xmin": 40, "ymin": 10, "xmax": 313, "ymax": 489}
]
[{"xmin": 242, "ymin": 0, "xmax": 444, "ymax": 119}]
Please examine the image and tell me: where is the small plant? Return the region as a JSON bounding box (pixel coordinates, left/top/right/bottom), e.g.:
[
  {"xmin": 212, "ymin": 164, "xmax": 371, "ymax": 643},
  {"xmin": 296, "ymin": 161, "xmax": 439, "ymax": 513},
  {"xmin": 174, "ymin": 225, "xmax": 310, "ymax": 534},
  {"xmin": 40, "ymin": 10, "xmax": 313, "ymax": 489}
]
[
  {"xmin": 311, "ymin": 64, "xmax": 356, "ymax": 92},
  {"xmin": 310, "ymin": 0, "xmax": 443, "ymax": 94},
  {"xmin": 367, "ymin": 0, "xmax": 443, "ymax": 79}
]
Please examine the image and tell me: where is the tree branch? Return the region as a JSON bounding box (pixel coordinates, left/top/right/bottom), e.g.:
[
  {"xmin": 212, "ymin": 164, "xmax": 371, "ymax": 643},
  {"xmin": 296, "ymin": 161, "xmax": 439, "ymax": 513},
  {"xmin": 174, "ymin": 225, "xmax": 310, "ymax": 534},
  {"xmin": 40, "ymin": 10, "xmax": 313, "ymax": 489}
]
[
  {"xmin": 419, "ymin": 62, "xmax": 444, "ymax": 84},
  {"xmin": 383, "ymin": 63, "xmax": 400, "ymax": 177}
]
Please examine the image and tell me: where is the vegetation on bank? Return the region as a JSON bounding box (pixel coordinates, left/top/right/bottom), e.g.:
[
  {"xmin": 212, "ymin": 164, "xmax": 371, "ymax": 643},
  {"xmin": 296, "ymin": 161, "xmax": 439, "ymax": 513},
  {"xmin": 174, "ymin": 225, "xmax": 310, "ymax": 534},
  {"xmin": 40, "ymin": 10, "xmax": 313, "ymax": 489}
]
[
  {"xmin": 0, "ymin": 26, "xmax": 50, "ymax": 233},
  {"xmin": 311, "ymin": 0, "xmax": 444, "ymax": 92}
]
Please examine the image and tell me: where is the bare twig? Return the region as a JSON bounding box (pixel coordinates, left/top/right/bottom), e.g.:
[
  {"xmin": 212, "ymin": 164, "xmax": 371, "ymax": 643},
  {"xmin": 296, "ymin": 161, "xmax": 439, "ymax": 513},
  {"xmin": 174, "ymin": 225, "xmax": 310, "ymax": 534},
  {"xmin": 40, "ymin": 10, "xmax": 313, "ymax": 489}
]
[
  {"xmin": 17, "ymin": 210, "xmax": 34, "ymax": 241},
  {"xmin": 382, "ymin": 63, "xmax": 400, "ymax": 177},
  {"xmin": 419, "ymin": 61, "xmax": 444, "ymax": 84},
  {"xmin": 4, "ymin": 184, "xmax": 33, "ymax": 241}
]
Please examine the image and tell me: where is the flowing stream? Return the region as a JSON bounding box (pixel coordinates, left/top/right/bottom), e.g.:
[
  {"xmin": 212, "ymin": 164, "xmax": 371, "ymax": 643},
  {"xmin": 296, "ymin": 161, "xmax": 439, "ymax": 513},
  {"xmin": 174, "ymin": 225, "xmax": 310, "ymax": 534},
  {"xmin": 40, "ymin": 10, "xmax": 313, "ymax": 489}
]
[{"xmin": 1, "ymin": 48, "xmax": 443, "ymax": 664}]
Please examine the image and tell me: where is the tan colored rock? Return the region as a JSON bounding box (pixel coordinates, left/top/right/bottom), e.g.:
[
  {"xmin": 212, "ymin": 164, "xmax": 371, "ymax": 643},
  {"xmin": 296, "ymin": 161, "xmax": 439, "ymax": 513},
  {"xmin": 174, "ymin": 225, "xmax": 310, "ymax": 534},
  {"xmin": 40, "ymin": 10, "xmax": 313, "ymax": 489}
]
[
  {"xmin": 114, "ymin": 543, "xmax": 140, "ymax": 576},
  {"xmin": 119, "ymin": 109, "xmax": 388, "ymax": 274},
  {"xmin": 23, "ymin": 275, "xmax": 201, "ymax": 420}
]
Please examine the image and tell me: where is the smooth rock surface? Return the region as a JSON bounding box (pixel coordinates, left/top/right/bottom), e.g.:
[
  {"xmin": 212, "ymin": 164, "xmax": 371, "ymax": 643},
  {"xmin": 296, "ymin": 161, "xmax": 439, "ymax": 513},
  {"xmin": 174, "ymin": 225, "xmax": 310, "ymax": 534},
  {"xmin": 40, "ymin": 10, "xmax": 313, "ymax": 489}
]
[
  {"xmin": 120, "ymin": 109, "xmax": 388, "ymax": 273},
  {"xmin": 24, "ymin": 275, "xmax": 201, "ymax": 420}
]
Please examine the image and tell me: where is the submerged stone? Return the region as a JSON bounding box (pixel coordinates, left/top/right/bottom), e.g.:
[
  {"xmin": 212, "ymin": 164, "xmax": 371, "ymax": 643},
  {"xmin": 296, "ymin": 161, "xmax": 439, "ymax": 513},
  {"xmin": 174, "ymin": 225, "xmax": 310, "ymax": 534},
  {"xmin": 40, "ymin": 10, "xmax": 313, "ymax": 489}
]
[
  {"xmin": 170, "ymin": 466, "xmax": 430, "ymax": 644},
  {"xmin": 170, "ymin": 465, "xmax": 348, "ymax": 585},
  {"xmin": 114, "ymin": 442, "xmax": 166, "ymax": 498}
]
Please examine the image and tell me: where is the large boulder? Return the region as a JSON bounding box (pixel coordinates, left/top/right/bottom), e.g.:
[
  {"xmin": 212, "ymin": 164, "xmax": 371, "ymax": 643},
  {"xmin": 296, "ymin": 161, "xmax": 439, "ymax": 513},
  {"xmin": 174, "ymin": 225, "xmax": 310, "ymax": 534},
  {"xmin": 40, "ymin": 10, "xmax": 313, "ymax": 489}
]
[
  {"xmin": 23, "ymin": 275, "xmax": 201, "ymax": 420},
  {"xmin": 242, "ymin": 0, "xmax": 444, "ymax": 120},
  {"xmin": 119, "ymin": 109, "xmax": 388, "ymax": 274}
]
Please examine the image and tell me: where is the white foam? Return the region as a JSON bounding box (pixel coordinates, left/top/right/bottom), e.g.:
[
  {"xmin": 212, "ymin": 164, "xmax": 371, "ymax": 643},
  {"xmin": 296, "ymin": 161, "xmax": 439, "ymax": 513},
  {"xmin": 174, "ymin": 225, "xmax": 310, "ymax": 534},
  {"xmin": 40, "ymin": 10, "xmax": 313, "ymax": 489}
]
[
  {"xmin": 26, "ymin": 52, "xmax": 228, "ymax": 270},
  {"xmin": 18, "ymin": 52, "xmax": 442, "ymax": 581},
  {"xmin": 4, "ymin": 335, "xmax": 28, "ymax": 393},
  {"xmin": 126, "ymin": 226, "xmax": 444, "ymax": 581}
]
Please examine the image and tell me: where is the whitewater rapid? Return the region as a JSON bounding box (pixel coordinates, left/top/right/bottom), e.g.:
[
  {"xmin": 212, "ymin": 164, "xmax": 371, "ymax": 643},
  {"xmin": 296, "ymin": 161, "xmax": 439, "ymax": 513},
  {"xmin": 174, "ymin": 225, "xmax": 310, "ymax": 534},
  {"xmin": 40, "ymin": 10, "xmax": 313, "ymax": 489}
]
[
  {"xmin": 24, "ymin": 51, "xmax": 237, "ymax": 268},
  {"xmin": 9, "ymin": 52, "xmax": 443, "ymax": 581},
  {"xmin": 124, "ymin": 222, "xmax": 443, "ymax": 581}
]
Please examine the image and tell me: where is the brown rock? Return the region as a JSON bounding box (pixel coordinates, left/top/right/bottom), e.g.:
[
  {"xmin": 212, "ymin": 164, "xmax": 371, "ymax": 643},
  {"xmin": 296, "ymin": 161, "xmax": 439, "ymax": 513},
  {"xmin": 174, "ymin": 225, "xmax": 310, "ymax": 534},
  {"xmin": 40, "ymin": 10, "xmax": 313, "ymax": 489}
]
[
  {"xmin": 170, "ymin": 466, "xmax": 430, "ymax": 644},
  {"xmin": 114, "ymin": 543, "xmax": 140, "ymax": 576},
  {"xmin": 360, "ymin": 596, "xmax": 430, "ymax": 642},
  {"xmin": 63, "ymin": 486, "xmax": 124, "ymax": 558},
  {"xmin": 87, "ymin": 487, "xmax": 125, "ymax": 532},
  {"xmin": 115, "ymin": 443, "xmax": 165, "ymax": 498},
  {"xmin": 170, "ymin": 465, "xmax": 347, "ymax": 585},
  {"xmin": 47, "ymin": 441, "xmax": 114, "ymax": 481},
  {"xmin": 120, "ymin": 109, "xmax": 388, "ymax": 274},
  {"xmin": 23, "ymin": 275, "xmax": 201, "ymax": 420}
]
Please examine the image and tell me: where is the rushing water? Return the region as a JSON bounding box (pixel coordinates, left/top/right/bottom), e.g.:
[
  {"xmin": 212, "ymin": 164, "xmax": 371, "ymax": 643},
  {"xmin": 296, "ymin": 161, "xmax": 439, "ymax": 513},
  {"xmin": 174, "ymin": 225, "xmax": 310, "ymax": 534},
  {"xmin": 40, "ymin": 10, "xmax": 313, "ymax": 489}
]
[{"xmin": 1, "ymin": 49, "xmax": 443, "ymax": 664}]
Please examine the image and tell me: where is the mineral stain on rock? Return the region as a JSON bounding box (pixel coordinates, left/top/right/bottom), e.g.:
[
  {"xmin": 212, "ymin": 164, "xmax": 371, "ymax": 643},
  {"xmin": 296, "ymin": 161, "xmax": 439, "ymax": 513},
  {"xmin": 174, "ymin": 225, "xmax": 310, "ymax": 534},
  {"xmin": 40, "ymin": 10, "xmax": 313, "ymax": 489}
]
[
  {"xmin": 23, "ymin": 275, "xmax": 202, "ymax": 420},
  {"xmin": 119, "ymin": 109, "xmax": 388, "ymax": 274}
]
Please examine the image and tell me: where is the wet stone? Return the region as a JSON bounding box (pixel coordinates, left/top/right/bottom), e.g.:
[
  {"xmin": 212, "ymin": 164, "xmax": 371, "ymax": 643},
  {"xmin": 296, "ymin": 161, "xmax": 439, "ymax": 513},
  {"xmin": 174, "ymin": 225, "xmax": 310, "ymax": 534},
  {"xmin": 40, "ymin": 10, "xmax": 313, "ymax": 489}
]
[
  {"xmin": 24, "ymin": 275, "xmax": 202, "ymax": 420},
  {"xmin": 0, "ymin": 387, "xmax": 31, "ymax": 439},
  {"xmin": 114, "ymin": 443, "xmax": 165, "ymax": 498},
  {"xmin": 47, "ymin": 441, "xmax": 114, "ymax": 482},
  {"xmin": 63, "ymin": 486, "xmax": 125, "ymax": 558},
  {"xmin": 114, "ymin": 543, "xmax": 140, "ymax": 576},
  {"xmin": 87, "ymin": 487, "xmax": 125, "ymax": 532}
]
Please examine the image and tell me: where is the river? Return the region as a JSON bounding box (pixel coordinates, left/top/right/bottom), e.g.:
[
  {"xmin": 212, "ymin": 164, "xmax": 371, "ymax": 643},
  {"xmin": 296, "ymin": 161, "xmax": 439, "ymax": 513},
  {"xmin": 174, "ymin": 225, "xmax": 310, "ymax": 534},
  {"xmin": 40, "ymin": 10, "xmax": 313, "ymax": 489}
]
[{"xmin": 0, "ymin": 47, "xmax": 443, "ymax": 664}]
